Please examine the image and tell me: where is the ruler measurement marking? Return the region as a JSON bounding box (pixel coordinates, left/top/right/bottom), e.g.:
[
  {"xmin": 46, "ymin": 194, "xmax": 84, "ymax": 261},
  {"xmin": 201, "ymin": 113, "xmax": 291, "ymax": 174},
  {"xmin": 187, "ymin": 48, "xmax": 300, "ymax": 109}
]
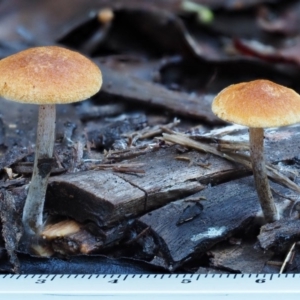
[{"xmin": 0, "ymin": 273, "xmax": 300, "ymax": 297}]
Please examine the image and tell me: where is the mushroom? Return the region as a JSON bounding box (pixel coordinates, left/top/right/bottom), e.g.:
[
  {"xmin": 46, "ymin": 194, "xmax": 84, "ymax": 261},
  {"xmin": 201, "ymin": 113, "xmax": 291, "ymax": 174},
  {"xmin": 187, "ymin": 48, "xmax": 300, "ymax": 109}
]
[
  {"xmin": 212, "ymin": 79, "xmax": 300, "ymax": 223},
  {"xmin": 0, "ymin": 46, "xmax": 102, "ymax": 236}
]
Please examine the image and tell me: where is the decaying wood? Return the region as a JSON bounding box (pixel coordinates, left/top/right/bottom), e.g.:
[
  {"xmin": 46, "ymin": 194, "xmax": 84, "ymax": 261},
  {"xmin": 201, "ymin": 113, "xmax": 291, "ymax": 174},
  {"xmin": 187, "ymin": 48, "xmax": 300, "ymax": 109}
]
[
  {"xmin": 45, "ymin": 171, "xmax": 145, "ymax": 227},
  {"xmin": 45, "ymin": 146, "xmax": 244, "ymax": 228},
  {"xmin": 42, "ymin": 220, "xmax": 99, "ymax": 255},
  {"xmin": 163, "ymin": 130, "xmax": 300, "ymax": 194},
  {"xmin": 0, "ymin": 190, "xmax": 22, "ymax": 272},
  {"xmin": 138, "ymin": 177, "xmax": 263, "ymax": 269},
  {"xmin": 137, "ymin": 175, "xmax": 295, "ymax": 269},
  {"xmin": 42, "ymin": 220, "xmax": 81, "ymax": 240},
  {"xmin": 258, "ymin": 219, "xmax": 300, "ymax": 252},
  {"xmin": 209, "ymin": 240, "xmax": 274, "ymax": 273},
  {"xmin": 97, "ymin": 63, "xmax": 221, "ymax": 123}
]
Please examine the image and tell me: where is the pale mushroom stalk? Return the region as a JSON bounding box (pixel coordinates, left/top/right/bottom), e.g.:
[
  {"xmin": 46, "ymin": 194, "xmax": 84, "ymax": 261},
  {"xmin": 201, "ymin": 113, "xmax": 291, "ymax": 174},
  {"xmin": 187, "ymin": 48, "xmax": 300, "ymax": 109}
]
[
  {"xmin": 249, "ymin": 128, "xmax": 279, "ymax": 223},
  {"xmin": 22, "ymin": 104, "xmax": 56, "ymax": 235}
]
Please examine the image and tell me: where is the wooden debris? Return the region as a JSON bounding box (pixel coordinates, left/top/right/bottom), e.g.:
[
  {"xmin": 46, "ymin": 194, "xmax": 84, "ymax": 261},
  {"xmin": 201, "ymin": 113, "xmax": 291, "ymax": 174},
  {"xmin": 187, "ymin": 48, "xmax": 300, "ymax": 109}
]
[
  {"xmin": 31, "ymin": 244, "xmax": 54, "ymax": 257},
  {"xmin": 45, "ymin": 171, "xmax": 145, "ymax": 227},
  {"xmin": 98, "ymin": 63, "xmax": 221, "ymax": 123},
  {"xmin": 137, "ymin": 177, "xmax": 263, "ymax": 268},
  {"xmin": 49, "ymin": 226, "xmax": 100, "ymax": 256},
  {"xmin": 258, "ymin": 219, "xmax": 300, "ymax": 252},
  {"xmin": 46, "ymin": 146, "xmax": 240, "ymax": 227},
  {"xmin": 0, "ymin": 190, "xmax": 22, "ymax": 272},
  {"xmin": 285, "ymin": 244, "xmax": 300, "ymax": 274},
  {"xmin": 90, "ymin": 163, "xmax": 145, "ymax": 174},
  {"xmin": 176, "ymin": 202, "xmax": 203, "ymax": 225},
  {"xmin": 138, "ymin": 118, "xmax": 180, "ymax": 140},
  {"xmin": 209, "ymin": 240, "xmax": 274, "ymax": 273},
  {"xmin": 280, "ymin": 242, "xmax": 296, "ymax": 274},
  {"xmin": 163, "ymin": 131, "xmax": 300, "ymax": 193},
  {"xmin": 42, "ymin": 220, "xmax": 81, "ymax": 240}
]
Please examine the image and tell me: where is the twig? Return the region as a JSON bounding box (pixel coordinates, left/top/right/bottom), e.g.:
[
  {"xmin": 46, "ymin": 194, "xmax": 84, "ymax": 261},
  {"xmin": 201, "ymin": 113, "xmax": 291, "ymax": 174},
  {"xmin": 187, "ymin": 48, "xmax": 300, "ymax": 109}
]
[
  {"xmin": 279, "ymin": 243, "xmax": 296, "ymax": 274},
  {"xmin": 175, "ymin": 156, "xmax": 210, "ymax": 169},
  {"xmin": 163, "ymin": 132, "xmax": 300, "ymax": 194},
  {"xmin": 217, "ymin": 140, "xmax": 249, "ymax": 152},
  {"xmin": 125, "ymin": 227, "xmax": 150, "ymax": 245},
  {"xmin": 90, "ymin": 163, "xmax": 145, "ymax": 174},
  {"xmin": 271, "ymin": 188, "xmax": 297, "ymax": 203},
  {"xmin": 139, "ymin": 118, "xmax": 180, "ymax": 140},
  {"xmin": 266, "ymin": 261, "xmax": 283, "ymax": 266}
]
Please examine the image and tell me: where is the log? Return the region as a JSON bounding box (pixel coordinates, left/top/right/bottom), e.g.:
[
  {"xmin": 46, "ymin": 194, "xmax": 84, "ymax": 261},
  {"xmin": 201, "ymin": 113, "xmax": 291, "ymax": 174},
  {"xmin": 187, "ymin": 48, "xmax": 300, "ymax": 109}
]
[
  {"xmin": 45, "ymin": 147, "xmax": 242, "ymax": 227},
  {"xmin": 137, "ymin": 176, "xmax": 293, "ymax": 268}
]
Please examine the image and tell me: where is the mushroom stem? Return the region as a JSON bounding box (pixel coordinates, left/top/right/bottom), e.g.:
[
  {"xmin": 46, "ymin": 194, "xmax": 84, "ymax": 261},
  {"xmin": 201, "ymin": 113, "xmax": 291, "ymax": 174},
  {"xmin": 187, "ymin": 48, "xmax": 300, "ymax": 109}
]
[
  {"xmin": 249, "ymin": 127, "xmax": 279, "ymax": 223},
  {"xmin": 22, "ymin": 104, "xmax": 56, "ymax": 235}
]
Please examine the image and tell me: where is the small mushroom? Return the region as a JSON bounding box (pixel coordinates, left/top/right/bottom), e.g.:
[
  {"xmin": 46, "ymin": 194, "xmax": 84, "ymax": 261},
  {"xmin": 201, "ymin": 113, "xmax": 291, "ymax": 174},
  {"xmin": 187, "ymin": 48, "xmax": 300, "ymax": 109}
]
[
  {"xmin": 212, "ymin": 79, "xmax": 300, "ymax": 223},
  {"xmin": 0, "ymin": 46, "xmax": 102, "ymax": 235}
]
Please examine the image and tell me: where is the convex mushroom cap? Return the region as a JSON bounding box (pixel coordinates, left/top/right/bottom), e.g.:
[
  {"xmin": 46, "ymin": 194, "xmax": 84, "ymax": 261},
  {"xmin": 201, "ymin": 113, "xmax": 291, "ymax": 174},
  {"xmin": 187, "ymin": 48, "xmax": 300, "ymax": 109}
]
[
  {"xmin": 0, "ymin": 46, "xmax": 102, "ymax": 104},
  {"xmin": 212, "ymin": 79, "xmax": 300, "ymax": 128}
]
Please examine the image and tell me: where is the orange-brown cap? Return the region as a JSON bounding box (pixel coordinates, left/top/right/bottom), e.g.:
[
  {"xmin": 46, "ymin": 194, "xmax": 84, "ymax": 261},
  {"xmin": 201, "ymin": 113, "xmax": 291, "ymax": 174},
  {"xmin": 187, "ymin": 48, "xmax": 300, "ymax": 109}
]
[
  {"xmin": 0, "ymin": 46, "xmax": 102, "ymax": 105},
  {"xmin": 212, "ymin": 79, "xmax": 300, "ymax": 128}
]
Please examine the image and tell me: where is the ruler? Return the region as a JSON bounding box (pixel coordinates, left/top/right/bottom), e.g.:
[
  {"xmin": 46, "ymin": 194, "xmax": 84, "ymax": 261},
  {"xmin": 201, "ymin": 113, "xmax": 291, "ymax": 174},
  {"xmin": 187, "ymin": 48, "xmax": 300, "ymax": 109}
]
[{"xmin": 0, "ymin": 273, "xmax": 299, "ymax": 299}]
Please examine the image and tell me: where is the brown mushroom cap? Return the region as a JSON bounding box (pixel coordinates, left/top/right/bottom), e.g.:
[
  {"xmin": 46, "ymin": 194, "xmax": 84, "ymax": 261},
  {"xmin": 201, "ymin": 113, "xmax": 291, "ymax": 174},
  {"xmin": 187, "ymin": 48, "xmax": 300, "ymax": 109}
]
[
  {"xmin": 0, "ymin": 46, "xmax": 102, "ymax": 104},
  {"xmin": 212, "ymin": 79, "xmax": 300, "ymax": 128}
]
